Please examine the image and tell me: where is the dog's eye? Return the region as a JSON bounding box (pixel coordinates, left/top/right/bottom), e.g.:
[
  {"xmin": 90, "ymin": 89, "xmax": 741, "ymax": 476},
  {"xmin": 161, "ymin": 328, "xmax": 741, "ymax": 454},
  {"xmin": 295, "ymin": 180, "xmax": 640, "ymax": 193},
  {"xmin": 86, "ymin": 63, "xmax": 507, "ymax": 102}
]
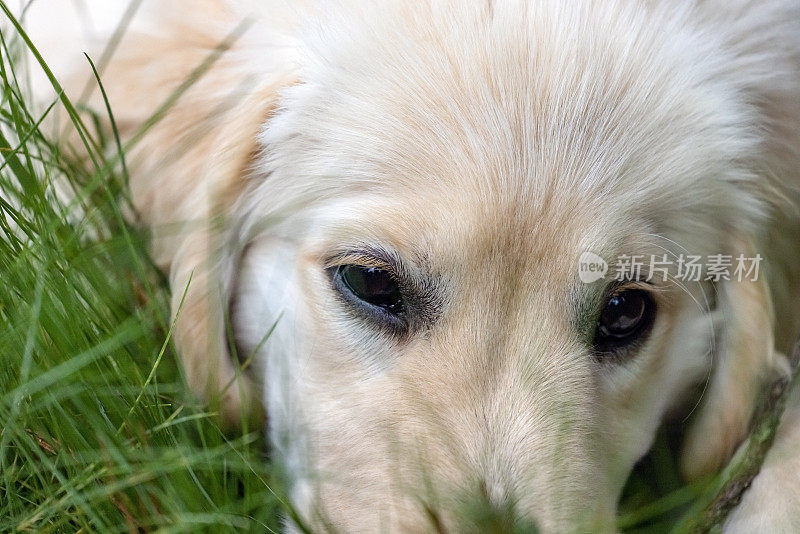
[
  {"xmin": 593, "ymin": 289, "xmax": 655, "ymax": 353},
  {"xmin": 335, "ymin": 265, "xmax": 404, "ymax": 314}
]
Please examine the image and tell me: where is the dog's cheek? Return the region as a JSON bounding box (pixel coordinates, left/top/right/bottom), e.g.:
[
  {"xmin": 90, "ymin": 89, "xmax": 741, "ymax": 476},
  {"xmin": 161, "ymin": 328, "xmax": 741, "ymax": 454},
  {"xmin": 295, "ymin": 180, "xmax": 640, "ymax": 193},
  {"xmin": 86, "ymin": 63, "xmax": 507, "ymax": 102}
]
[
  {"xmin": 232, "ymin": 236, "xmax": 394, "ymax": 507},
  {"xmin": 231, "ymin": 238, "xmax": 316, "ymax": 468},
  {"xmin": 597, "ymin": 294, "xmax": 713, "ymax": 491}
]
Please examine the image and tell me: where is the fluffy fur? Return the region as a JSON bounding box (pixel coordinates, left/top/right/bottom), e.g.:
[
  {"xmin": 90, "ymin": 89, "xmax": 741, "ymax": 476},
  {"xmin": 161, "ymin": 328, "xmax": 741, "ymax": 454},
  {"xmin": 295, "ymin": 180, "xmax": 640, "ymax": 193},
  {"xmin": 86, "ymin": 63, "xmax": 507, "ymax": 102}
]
[{"xmin": 28, "ymin": 0, "xmax": 800, "ymax": 531}]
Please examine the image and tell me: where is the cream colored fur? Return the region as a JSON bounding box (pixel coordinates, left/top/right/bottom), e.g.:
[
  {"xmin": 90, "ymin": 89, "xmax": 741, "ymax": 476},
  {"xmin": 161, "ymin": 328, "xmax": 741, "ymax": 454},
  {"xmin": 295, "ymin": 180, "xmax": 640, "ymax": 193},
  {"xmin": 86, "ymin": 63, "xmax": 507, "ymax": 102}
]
[{"xmin": 25, "ymin": 0, "xmax": 800, "ymax": 531}]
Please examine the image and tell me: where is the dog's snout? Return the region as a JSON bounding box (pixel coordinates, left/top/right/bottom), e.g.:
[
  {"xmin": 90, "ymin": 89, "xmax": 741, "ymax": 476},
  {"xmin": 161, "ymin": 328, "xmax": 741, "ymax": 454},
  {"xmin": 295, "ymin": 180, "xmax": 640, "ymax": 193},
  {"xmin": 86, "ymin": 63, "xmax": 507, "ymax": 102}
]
[{"xmin": 447, "ymin": 480, "xmax": 540, "ymax": 534}]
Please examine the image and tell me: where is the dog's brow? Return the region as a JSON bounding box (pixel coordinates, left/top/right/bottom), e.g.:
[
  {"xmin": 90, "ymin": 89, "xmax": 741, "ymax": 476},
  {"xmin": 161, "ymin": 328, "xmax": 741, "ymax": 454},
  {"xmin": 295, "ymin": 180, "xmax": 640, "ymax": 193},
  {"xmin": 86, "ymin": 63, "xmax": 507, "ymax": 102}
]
[{"xmin": 323, "ymin": 245, "xmax": 406, "ymax": 273}]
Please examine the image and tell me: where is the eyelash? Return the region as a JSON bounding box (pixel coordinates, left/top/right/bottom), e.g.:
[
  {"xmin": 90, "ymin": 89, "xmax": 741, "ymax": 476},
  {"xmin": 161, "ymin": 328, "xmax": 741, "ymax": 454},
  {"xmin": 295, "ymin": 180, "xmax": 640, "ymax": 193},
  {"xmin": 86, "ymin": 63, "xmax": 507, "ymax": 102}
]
[{"xmin": 324, "ymin": 249, "xmax": 398, "ymax": 271}]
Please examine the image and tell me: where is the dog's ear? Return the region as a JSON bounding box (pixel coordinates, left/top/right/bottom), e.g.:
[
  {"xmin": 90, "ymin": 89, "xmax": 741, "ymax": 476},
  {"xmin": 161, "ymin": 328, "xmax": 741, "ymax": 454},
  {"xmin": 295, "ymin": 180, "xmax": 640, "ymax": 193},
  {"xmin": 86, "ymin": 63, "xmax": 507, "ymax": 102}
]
[
  {"xmin": 163, "ymin": 88, "xmax": 278, "ymax": 426},
  {"xmin": 70, "ymin": 6, "xmax": 298, "ymax": 426},
  {"xmin": 679, "ymin": 232, "xmax": 788, "ymax": 481}
]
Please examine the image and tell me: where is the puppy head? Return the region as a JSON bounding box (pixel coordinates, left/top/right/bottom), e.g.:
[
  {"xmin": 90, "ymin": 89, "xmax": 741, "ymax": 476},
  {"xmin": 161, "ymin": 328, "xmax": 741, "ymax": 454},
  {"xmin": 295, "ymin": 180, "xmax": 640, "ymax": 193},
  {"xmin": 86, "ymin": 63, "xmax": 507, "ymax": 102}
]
[{"xmin": 150, "ymin": 1, "xmax": 790, "ymax": 530}]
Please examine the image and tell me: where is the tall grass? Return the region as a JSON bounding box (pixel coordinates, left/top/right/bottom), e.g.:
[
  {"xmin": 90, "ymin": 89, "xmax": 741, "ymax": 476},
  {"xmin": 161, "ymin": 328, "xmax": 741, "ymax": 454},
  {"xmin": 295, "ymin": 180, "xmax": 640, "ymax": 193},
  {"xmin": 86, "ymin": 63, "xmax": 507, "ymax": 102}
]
[{"xmin": 0, "ymin": 6, "xmax": 288, "ymax": 532}]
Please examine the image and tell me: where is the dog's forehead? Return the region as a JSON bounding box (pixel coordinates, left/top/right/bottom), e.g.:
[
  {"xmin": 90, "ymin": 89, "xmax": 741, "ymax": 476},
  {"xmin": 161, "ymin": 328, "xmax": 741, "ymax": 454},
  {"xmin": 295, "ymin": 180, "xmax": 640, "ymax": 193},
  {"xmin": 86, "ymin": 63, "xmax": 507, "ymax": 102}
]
[
  {"xmin": 259, "ymin": 0, "xmax": 761, "ymax": 282},
  {"xmin": 265, "ymin": 0, "xmax": 755, "ymax": 227}
]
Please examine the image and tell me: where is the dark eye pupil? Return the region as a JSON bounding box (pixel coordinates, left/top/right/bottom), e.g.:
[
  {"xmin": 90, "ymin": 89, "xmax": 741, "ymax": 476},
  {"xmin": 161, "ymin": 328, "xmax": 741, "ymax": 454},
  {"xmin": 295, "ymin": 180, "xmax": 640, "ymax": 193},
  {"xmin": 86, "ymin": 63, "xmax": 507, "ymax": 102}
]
[
  {"xmin": 339, "ymin": 266, "xmax": 404, "ymax": 313},
  {"xmin": 599, "ymin": 293, "xmax": 646, "ymax": 337},
  {"xmin": 594, "ymin": 289, "xmax": 655, "ymax": 352}
]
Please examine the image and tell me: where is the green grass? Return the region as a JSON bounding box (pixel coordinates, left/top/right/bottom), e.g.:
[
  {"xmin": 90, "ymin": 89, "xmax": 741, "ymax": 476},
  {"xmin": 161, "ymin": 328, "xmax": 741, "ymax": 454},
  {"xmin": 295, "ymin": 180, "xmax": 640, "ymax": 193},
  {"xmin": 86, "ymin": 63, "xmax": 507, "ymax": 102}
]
[
  {"xmin": 0, "ymin": 5, "xmax": 715, "ymax": 533},
  {"xmin": 0, "ymin": 8, "xmax": 290, "ymax": 533}
]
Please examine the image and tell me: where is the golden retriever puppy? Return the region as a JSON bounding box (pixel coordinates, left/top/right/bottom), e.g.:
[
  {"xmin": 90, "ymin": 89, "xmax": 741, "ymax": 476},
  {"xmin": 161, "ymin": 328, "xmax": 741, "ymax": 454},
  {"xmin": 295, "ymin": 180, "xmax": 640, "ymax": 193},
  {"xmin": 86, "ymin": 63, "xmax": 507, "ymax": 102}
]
[{"xmin": 26, "ymin": 0, "xmax": 800, "ymax": 531}]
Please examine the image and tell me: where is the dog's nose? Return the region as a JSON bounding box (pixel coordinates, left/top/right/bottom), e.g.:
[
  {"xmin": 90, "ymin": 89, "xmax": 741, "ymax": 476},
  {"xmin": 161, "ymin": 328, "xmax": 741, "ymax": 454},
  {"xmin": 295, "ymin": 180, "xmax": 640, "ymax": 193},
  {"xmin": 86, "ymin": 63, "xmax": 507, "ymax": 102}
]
[
  {"xmin": 452, "ymin": 499, "xmax": 541, "ymax": 533},
  {"xmin": 444, "ymin": 480, "xmax": 540, "ymax": 533}
]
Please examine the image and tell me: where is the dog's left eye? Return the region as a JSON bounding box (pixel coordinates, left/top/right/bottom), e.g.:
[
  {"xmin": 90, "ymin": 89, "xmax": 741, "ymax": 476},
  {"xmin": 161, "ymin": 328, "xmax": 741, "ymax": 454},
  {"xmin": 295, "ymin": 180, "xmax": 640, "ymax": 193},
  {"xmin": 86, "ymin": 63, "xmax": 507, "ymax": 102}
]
[
  {"xmin": 332, "ymin": 265, "xmax": 405, "ymax": 315},
  {"xmin": 593, "ymin": 289, "xmax": 656, "ymax": 354}
]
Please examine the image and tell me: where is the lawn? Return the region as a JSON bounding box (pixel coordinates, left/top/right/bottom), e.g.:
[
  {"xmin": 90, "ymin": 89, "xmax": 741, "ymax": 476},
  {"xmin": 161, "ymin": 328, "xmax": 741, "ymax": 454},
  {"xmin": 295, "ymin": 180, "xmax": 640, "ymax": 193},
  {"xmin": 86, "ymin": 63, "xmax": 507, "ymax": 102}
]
[{"xmin": 0, "ymin": 6, "xmax": 290, "ymax": 532}]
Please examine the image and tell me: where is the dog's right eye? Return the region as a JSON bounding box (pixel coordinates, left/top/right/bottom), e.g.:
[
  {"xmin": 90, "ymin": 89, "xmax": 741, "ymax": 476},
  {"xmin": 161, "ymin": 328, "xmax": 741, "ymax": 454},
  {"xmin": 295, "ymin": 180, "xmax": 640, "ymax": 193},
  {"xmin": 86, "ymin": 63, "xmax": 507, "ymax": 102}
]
[{"xmin": 330, "ymin": 265, "xmax": 406, "ymax": 327}]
